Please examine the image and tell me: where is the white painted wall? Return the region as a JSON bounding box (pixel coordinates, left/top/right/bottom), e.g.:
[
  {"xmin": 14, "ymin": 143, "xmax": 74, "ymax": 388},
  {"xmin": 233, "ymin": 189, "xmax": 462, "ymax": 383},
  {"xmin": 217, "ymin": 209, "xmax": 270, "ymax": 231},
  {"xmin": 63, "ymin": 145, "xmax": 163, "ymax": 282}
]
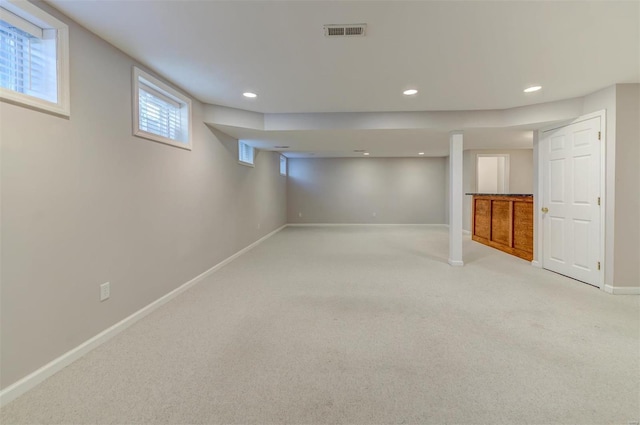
[
  {"xmin": 287, "ymin": 157, "xmax": 446, "ymax": 224},
  {"xmin": 0, "ymin": 4, "xmax": 286, "ymax": 390}
]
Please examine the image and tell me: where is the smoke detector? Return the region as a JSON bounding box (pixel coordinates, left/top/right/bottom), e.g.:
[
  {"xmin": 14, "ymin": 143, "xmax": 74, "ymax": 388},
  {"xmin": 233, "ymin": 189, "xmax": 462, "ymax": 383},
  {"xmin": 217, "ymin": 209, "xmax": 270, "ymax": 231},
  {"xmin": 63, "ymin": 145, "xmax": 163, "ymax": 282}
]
[{"xmin": 324, "ymin": 24, "xmax": 367, "ymax": 37}]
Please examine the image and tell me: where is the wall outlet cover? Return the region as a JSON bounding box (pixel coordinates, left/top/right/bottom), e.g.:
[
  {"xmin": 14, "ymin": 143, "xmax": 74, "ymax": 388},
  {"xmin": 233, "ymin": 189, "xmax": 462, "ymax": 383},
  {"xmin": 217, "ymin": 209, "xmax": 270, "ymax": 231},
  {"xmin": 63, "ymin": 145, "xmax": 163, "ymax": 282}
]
[{"xmin": 100, "ymin": 282, "xmax": 110, "ymax": 302}]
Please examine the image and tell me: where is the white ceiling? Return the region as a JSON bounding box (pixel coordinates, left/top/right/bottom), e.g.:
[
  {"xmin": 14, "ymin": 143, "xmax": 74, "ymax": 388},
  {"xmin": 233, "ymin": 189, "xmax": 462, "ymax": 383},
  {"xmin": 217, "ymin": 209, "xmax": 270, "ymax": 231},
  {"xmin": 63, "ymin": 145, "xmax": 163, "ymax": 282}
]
[
  {"xmin": 212, "ymin": 126, "xmax": 533, "ymax": 158},
  {"xmin": 50, "ymin": 0, "xmax": 639, "ymax": 114},
  {"xmin": 47, "ymin": 0, "xmax": 638, "ymax": 158}
]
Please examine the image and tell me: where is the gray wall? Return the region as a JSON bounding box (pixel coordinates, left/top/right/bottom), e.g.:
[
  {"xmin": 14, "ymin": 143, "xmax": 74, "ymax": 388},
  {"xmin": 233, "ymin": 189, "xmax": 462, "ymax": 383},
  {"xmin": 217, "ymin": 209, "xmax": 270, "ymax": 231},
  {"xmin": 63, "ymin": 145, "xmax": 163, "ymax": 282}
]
[
  {"xmin": 462, "ymin": 149, "xmax": 534, "ymax": 231},
  {"xmin": 0, "ymin": 3, "xmax": 287, "ymax": 389},
  {"xmin": 613, "ymin": 84, "xmax": 639, "ymax": 287},
  {"xmin": 287, "ymin": 157, "xmax": 446, "ymax": 224}
]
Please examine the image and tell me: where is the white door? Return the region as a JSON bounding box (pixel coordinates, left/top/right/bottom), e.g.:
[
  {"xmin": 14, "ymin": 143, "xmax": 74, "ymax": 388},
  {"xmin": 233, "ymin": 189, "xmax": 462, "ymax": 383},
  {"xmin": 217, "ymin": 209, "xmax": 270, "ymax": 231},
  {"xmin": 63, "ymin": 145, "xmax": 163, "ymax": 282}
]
[{"xmin": 541, "ymin": 116, "xmax": 602, "ymax": 287}]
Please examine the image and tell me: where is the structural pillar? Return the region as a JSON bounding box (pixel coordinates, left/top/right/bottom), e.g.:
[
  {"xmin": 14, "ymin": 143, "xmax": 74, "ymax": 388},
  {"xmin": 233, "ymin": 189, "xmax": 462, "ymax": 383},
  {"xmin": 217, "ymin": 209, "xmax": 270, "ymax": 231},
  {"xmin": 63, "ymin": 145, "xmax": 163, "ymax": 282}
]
[{"xmin": 449, "ymin": 131, "xmax": 464, "ymax": 266}]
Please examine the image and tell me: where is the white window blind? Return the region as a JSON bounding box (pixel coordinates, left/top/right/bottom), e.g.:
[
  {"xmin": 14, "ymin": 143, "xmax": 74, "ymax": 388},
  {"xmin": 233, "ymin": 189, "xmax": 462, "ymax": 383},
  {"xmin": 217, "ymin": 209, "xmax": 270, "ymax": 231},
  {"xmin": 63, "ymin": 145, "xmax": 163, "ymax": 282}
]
[
  {"xmin": 138, "ymin": 81, "xmax": 182, "ymax": 141},
  {"xmin": 0, "ymin": 11, "xmax": 57, "ymax": 103},
  {"xmin": 133, "ymin": 67, "xmax": 191, "ymax": 150},
  {"xmin": 239, "ymin": 141, "xmax": 254, "ymax": 165},
  {"xmin": 280, "ymin": 155, "xmax": 287, "ymax": 175}
]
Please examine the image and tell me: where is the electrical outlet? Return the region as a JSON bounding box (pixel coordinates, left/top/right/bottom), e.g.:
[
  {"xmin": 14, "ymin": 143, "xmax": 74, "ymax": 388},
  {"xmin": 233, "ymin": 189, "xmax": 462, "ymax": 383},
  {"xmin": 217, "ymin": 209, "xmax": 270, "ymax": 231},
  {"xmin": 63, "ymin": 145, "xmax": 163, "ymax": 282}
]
[
  {"xmin": 298, "ymin": 212, "xmax": 302, "ymax": 217},
  {"xmin": 100, "ymin": 282, "xmax": 110, "ymax": 302},
  {"xmin": 372, "ymin": 212, "xmax": 377, "ymax": 217}
]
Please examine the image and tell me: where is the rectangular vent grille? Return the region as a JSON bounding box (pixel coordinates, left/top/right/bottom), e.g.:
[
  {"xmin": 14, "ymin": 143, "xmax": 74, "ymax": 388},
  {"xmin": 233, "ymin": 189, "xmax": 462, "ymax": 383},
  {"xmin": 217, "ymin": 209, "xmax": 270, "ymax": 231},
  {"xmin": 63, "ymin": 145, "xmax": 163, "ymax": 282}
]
[{"xmin": 324, "ymin": 24, "xmax": 366, "ymax": 37}]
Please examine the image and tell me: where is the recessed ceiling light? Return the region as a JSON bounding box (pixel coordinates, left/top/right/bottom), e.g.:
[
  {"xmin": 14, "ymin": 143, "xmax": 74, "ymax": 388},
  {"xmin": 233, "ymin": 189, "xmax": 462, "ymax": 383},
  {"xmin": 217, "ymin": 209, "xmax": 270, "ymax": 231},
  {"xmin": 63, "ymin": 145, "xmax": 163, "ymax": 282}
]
[
  {"xmin": 363, "ymin": 152, "xmax": 370, "ymax": 156},
  {"xmin": 418, "ymin": 152, "xmax": 425, "ymax": 155},
  {"xmin": 243, "ymin": 92, "xmax": 257, "ymax": 98},
  {"xmin": 523, "ymin": 86, "xmax": 542, "ymax": 93},
  {"xmin": 403, "ymin": 89, "xmax": 418, "ymax": 96}
]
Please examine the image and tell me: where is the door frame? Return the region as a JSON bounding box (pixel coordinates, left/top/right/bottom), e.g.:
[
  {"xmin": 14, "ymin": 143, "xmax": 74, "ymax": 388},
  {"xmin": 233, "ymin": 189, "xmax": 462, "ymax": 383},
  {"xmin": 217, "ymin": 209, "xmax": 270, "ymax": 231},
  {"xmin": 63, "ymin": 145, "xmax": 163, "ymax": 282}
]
[
  {"xmin": 534, "ymin": 110, "xmax": 606, "ymax": 289},
  {"xmin": 476, "ymin": 153, "xmax": 510, "ymax": 194}
]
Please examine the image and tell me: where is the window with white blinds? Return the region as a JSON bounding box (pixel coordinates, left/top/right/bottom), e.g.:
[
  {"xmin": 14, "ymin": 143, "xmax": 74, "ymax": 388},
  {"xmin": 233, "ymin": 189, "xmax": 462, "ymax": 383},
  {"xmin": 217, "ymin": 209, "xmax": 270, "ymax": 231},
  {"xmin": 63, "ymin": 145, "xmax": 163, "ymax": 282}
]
[
  {"xmin": 238, "ymin": 141, "xmax": 254, "ymax": 166},
  {"xmin": 138, "ymin": 83, "xmax": 182, "ymax": 140},
  {"xmin": 280, "ymin": 155, "xmax": 287, "ymax": 176},
  {"xmin": 0, "ymin": 3, "xmax": 69, "ymax": 115},
  {"xmin": 133, "ymin": 67, "xmax": 191, "ymax": 150}
]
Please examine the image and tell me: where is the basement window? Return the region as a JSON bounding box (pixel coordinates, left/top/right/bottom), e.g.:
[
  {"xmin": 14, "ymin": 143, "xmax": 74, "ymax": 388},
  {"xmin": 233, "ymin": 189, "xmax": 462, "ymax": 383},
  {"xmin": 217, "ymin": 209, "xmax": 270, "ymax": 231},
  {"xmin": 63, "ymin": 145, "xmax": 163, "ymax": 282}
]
[
  {"xmin": 0, "ymin": 1, "xmax": 70, "ymax": 116},
  {"xmin": 280, "ymin": 155, "xmax": 287, "ymax": 176},
  {"xmin": 133, "ymin": 67, "xmax": 191, "ymax": 150},
  {"xmin": 238, "ymin": 141, "xmax": 254, "ymax": 166}
]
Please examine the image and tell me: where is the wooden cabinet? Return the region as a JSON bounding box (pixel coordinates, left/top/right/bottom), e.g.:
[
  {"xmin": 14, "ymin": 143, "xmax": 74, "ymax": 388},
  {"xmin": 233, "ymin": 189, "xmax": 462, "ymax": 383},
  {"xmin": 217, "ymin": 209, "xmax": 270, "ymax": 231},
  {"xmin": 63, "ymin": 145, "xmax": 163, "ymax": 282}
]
[{"xmin": 470, "ymin": 194, "xmax": 533, "ymax": 261}]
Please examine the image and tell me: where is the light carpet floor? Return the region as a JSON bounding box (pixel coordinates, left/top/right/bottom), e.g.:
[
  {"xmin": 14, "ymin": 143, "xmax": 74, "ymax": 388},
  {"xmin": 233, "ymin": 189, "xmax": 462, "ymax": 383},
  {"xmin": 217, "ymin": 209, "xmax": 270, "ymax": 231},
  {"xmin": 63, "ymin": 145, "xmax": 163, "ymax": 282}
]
[{"xmin": 1, "ymin": 225, "xmax": 639, "ymax": 424}]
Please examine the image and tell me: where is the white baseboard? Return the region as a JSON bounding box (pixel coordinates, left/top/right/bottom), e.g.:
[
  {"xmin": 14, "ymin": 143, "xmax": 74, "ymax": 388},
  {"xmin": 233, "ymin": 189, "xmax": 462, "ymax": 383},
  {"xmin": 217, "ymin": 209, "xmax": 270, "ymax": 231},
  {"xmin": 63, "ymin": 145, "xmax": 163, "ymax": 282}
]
[
  {"xmin": 603, "ymin": 284, "xmax": 640, "ymax": 295},
  {"xmin": 448, "ymin": 259, "xmax": 464, "ymax": 267},
  {"xmin": 441, "ymin": 224, "xmax": 471, "ymax": 235},
  {"xmin": 286, "ymin": 223, "xmax": 448, "ymax": 227},
  {"xmin": 0, "ymin": 224, "xmax": 287, "ymax": 407},
  {"xmin": 531, "ymin": 260, "xmax": 542, "ymax": 268}
]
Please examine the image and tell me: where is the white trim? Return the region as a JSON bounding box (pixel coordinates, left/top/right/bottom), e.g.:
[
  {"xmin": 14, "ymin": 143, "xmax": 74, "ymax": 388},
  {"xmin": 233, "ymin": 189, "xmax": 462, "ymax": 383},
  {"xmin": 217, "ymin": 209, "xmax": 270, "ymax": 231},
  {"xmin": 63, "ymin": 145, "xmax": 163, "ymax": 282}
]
[
  {"xmin": 462, "ymin": 229, "xmax": 471, "ymax": 235},
  {"xmin": 0, "ymin": 224, "xmax": 286, "ymax": 407},
  {"xmin": 538, "ymin": 110, "xmax": 606, "ymax": 290},
  {"xmin": 238, "ymin": 141, "xmax": 255, "ymax": 166},
  {"xmin": 132, "ymin": 67, "xmax": 192, "ymax": 150},
  {"xmin": 1, "ymin": 7, "xmax": 42, "ymax": 37},
  {"xmin": 532, "ymin": 131, "xmax": 540, "ymax": 264},
  {"xmin": 539, "ymin": 110, "xmax": 606, "ymax": 133},
  {"xmin": 598, "ymin": 111, "xmax": 607, "ymax": 290},
  {"xmin": 603, "ymin": 285, "xmax": 640, "ymax": 295},
  {"xmin": 285, "ymin": 223, "xmax": 448, "ymax": 227},
  {"xmin": 0, "ymin": 0, "xmax": 66, "ymax": 29},
  {"xmin": 448, "ymin": 259, "xmax": 464, "ymax": 266},
  {"xmin": 0, "ymin": 0, "xmax": 70, "ymax": 116}
]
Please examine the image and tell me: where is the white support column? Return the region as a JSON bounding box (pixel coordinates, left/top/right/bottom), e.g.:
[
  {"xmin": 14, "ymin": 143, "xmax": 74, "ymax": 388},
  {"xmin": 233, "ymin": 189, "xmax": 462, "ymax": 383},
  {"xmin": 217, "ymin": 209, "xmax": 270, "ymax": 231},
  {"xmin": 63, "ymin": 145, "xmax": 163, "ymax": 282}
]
[{"xmin": 449, "ymin": 131, "xmax": 464, "ymax": 266}]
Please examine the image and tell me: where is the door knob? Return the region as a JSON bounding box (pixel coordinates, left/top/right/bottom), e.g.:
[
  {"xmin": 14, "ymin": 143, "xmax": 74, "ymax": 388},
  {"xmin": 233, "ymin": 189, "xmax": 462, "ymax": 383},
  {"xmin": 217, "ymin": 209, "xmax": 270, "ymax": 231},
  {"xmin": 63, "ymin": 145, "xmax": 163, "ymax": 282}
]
[{"xmin": 541, "ymin": 207, "xmax": 549, "ymax": 213}]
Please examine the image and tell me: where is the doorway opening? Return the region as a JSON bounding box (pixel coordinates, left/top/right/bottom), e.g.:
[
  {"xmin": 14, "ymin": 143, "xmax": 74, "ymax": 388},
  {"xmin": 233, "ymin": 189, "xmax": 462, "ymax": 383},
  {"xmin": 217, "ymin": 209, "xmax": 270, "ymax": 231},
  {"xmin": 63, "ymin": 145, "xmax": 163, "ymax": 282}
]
[{"xmin": 476, "ymin": 154, "xmax": 510, "ymax": 193}]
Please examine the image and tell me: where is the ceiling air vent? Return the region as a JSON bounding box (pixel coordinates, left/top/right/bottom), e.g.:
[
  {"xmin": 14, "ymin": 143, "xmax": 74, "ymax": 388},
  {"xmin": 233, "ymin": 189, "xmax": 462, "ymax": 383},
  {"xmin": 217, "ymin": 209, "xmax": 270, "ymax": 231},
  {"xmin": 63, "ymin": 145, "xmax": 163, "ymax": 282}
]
[{"xmin": 324, "ymin": 24, "xmax": 367, "ymax": 37}]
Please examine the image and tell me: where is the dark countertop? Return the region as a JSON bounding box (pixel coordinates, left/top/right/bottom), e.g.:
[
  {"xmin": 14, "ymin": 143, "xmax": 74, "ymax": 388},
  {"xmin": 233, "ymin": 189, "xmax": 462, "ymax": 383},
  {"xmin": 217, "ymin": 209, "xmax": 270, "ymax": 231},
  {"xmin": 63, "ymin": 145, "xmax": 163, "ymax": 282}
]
[{"xmin": 465, "ymin": 193, "xmax": 533, "ymax": 197}]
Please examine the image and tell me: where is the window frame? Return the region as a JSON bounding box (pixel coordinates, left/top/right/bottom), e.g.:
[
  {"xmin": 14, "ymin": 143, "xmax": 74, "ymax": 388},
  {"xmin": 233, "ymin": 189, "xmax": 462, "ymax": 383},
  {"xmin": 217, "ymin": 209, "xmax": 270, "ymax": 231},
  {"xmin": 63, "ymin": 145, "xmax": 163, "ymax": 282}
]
[
  {"xmin": 238, "ymin": 140, "xmax": 255, "ymax": 167},
  {"xmin": 0, "ymin": 0, "xmax": 70, "ymax": 116},
  {"xmin": 279, "ymin": 154, "xmax": 287, "ymax": 176},
  {"xmin": 132, "ymin": 66, "xmax": 192, "ymax": 150}
]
